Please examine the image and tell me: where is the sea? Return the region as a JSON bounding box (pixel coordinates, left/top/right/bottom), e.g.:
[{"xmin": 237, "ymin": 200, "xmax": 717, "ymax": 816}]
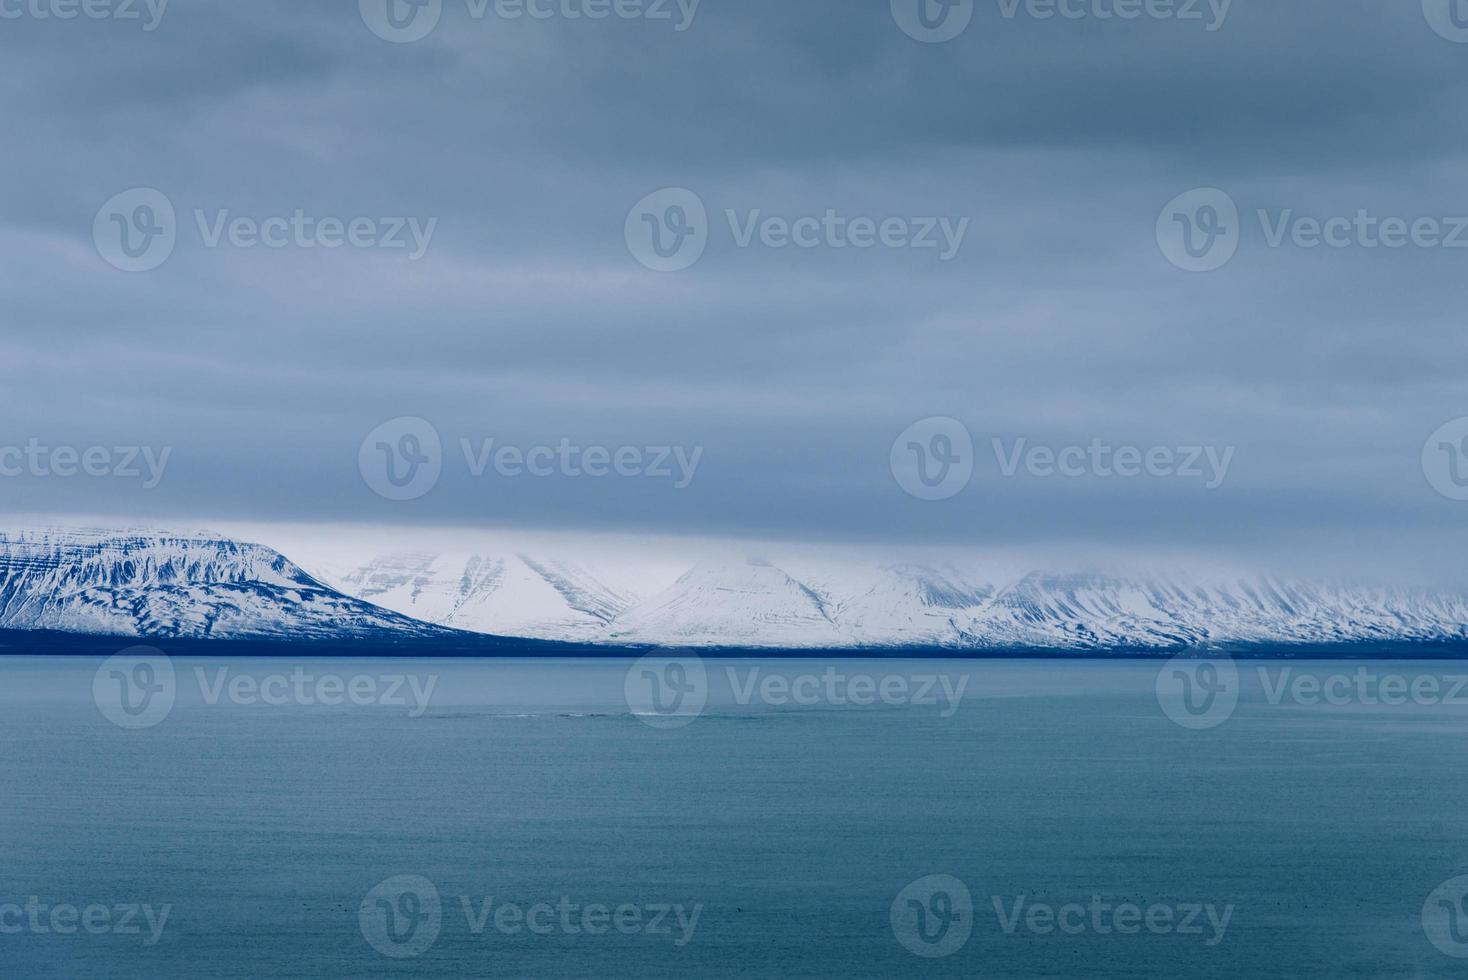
[{"xmin": 2, "ymin": 655, "xmax": 1467, "ymax": 978}]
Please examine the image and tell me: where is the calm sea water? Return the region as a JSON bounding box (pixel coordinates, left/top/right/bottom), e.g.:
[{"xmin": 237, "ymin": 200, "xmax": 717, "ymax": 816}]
[{"xmin": 3, "ymin": 656, "xmax": 1468, "ymax": 978}]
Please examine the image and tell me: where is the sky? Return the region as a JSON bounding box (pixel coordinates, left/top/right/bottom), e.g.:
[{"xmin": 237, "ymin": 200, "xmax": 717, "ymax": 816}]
[{"xmin": 1, "ymin": 0, "xmax": 1467, "ymax": 578}]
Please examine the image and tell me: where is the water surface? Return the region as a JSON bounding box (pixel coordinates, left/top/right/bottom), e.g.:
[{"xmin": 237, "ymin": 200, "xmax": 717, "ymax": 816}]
[{"xmin": 2, "ymin": 657, "xmax": 1466, "ymax": 978}]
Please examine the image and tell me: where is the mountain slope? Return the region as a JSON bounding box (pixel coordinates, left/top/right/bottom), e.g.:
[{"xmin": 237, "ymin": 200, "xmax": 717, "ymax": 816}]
[
  {"xmin": 3, "ymin": 525, "xmax": 1467, "ymax": 650},
  {"xmin": 606, "ymin": 560, "xmax": 849, "ymax": 647},
  {"xmin": 309, "ymin": 541, "xmax": 1468, "ymax": 651},
  {"xmin": 0, "ymin": 528, "xmax": 452, "ymax": 640},
  {"xmin": 310, "ymin": 549, "xmax": 644, "ymax": 641}
]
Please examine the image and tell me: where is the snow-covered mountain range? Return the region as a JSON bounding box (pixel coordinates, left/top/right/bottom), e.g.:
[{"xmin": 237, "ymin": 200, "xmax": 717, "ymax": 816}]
[
  {"xmin": 309, "ymin": 546, "xmax": 1468, "ymax": 650},
  {"xmin": 2, "ymin": 523, "xmax": 1466, "ymax": 651},
  {"xmin": 0, "ymin": 527, "xmax": 449, "ymax": 640}
]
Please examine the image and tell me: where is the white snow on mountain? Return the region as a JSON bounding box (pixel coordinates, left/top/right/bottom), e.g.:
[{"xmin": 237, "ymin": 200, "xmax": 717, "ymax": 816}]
[
  {"xmin": 3, "ymin": 520, "xmax": 1467, "ymax": 650},
  {"xmin": 605, "ymin": 559, "xmax": 850, "ymax": 648},
  {"xmin": 307, "ymin": 550, "xmax": 643, "ymax": 641},
  {"xmin": 0, "ymin": 525, "xmax": 450, "ymax": 640},
  {"xmin": 278, "ymin": 526, "xmax": 1468, "ymax": 650}
]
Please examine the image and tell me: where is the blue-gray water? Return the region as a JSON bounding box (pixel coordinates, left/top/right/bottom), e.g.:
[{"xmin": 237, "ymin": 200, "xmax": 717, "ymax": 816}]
[{"xmin": 3, "ymin": 656, "xmax": 1468, "ymax": 978}]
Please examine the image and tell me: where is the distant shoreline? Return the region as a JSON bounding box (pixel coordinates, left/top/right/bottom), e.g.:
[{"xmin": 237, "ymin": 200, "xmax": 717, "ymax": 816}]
[{"xmin": 3, "ymin": 630, "xmax": 1468, "ymax": 661}]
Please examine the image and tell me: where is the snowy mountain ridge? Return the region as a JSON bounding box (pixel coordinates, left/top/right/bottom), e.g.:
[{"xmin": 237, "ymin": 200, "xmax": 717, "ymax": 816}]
[
  {"xmin": 0, "ymin": 526, "xmax": 451, "ymax": 640},
  {"xmin": 1, "ymin": 524, "xmax": 1466, "ymax": 650}
]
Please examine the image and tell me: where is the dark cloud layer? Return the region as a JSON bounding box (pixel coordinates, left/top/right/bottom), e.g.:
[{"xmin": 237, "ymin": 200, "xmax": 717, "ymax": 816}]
[{"xmin": 1, "ymin": 0, "xmax": 1466, "ymax": 577}]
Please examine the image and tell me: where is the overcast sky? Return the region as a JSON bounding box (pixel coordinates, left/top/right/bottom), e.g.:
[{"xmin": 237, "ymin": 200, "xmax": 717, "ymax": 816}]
[{"xmin": 2, "ymin": 0, "xmax": 1466, "ymax": 576}]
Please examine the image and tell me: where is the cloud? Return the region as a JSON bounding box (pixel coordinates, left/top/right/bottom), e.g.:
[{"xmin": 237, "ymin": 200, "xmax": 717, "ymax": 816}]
[{"xmin": 0, "ymin": 0, "xmax": 1465, "ymax": 579}]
